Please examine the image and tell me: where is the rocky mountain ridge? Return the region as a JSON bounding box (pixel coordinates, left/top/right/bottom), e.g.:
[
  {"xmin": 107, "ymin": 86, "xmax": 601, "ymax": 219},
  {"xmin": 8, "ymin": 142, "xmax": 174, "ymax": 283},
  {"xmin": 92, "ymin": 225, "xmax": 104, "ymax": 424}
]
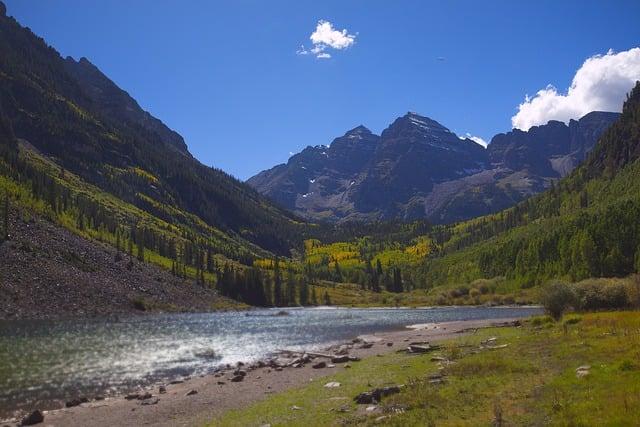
[{"xmin": 249, "ymin": 111, "xmax": 619, "ymax": 223}]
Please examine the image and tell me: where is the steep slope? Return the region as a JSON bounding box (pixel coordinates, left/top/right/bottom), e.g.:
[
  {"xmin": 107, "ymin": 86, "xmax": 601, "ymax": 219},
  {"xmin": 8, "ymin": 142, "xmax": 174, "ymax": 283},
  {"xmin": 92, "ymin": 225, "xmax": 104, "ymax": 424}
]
[
  {"xmin": 351, "ymin": 113, "xmax": 487, "ymax": 220},
  {"xmin": 0, "ymin": 208, "xmax": 237, "ymax": 319},
  {"xmin": 248, "ymin": 125, "xmax": 379, "ymax": 219},
  {"xmin": 427, "ymin": 111, "xmax": 620, "ymax": 223},
  {"xmin": 421, "ymin": 82, "xmax": 640, "ymax": 289},
  {"xmin": 0, "ymin": 4, "xmax": 301, "ymax": 255},
  {"xmin": 249, "ymin": 111, "xmax": 618, "ymax": 224}
]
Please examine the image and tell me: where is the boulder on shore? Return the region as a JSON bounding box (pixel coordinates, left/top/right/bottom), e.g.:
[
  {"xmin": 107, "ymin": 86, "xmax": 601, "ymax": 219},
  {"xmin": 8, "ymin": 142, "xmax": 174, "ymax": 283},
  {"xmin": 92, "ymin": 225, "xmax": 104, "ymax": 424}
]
[
  {"xmin": 354, "ymin": 386, "xmax": 401, "ymax": 404},
  {"xmin": 21, "ymin": 410, "xmax": 44, "ymax": 425}
]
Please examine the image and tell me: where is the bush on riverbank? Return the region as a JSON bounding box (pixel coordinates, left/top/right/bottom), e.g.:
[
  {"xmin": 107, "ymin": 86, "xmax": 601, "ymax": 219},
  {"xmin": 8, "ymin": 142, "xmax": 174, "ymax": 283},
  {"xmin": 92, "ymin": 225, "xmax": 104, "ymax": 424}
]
[{"xmin": 541, "ymin": 275, "xmax": 639, "ymax": 319}]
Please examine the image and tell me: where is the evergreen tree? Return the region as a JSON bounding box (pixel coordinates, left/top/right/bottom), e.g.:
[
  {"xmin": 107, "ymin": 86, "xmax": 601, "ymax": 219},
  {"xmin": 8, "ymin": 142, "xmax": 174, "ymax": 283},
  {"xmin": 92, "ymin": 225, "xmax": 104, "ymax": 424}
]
[
  {"xmin": 273, "ymin": 258, "xmax": 283, "ymax": 306},
  {"xmin": 285, "ymin": 270, "xmax": 296, "ymax": 306},
  {"xmin": 299, "ymin": 279, "xmax": 309, "ymax": 306},
  {"xmin": 334, "ymin": 260, "xmax": 343, "ymax": 282},
  {"xmin": 136, "ymin": 226, "xmax": 144, "ymax": 262},
  {"xmin": 114, "ymin": 229, "xmax": 122, "ymax": 262},
  {"xmin": 311, "ymin": 286, "xmax": 318, "ymax": 306},
  {"xmin": 323, "ymin": 291, "xmax": 332, "ymax": 306},
  {"xmin": 392, "ymin": 267, "xmax": 403, "ymax": 293},
  {"xmin": 1, "ymin": 192, "xmax": 8, "ymax": 241}
]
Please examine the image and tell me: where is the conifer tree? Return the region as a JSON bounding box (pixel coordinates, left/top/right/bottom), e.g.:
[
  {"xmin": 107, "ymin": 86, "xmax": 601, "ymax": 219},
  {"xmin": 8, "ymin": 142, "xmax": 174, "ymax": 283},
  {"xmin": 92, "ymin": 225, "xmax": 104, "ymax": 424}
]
[
  {"xmin": 273, "ymin": 257, "xmax": 282, "ymax": 306},
  {"xmin": 136, "ymin": 226, "xmax": 144, "ymax": 262},
  {"xmin": 311, "ymin": 286, "xmax": 318, "ymax": 306},
  {"xmin": 286, "ymin": 270, "xmax": 297, "ymax": 306},
  {"xmin": 2, "ymin": 192, "xmax": 8, "ymax": 241},
  {"xmin": 323, "ymin": 291, "xmax": 331, "ymax": 306},
  {"xmin": 299, "ymin": 279, "xmax": 309, "ymax": 306}
]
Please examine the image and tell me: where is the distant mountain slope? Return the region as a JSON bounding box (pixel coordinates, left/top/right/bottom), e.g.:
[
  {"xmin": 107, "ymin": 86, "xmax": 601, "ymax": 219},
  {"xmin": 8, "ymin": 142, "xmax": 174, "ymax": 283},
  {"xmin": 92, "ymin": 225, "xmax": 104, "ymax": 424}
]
[
  {"xmin": 421, "ymin": 82, "xmax": 640, "ymax": 289},
  {"xmin": 249, "ymin": 110, "xmax": 618, "ymax": 224},
  {"xmin": 0, "ymin": 3, "xmax": 302, "ymax": 255}
]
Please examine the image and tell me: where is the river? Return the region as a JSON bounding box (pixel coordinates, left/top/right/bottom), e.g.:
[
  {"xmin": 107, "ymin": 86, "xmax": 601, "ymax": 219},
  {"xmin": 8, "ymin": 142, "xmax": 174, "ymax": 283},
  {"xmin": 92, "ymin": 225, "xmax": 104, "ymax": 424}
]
[{"xmin": 0, "ymin": 305, "xmax": 542, "ymax": 417}]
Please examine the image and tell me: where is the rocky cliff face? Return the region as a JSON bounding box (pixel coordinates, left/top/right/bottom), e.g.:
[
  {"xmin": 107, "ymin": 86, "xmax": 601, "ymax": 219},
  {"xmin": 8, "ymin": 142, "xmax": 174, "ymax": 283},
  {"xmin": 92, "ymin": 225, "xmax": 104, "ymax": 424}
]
[
  {"xmin": 249, "ymin": 111, "xmax": 619, "ymax": 223},
  {"xmin": 63, "ymin": 57, "xmax": 190, "ymax": 154}
]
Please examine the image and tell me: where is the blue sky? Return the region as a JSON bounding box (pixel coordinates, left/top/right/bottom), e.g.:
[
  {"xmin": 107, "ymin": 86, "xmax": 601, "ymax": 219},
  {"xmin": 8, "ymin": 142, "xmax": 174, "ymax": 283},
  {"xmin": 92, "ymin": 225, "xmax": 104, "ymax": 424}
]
[{"xmin": 5, "ymin": 0, "xmax": 640, "ymax": 179}]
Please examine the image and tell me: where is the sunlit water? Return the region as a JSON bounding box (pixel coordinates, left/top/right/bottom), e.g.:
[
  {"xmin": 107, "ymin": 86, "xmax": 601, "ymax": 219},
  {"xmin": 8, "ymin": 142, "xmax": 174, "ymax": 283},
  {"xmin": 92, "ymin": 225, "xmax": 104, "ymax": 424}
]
[{"xmin": 0, "ymin": 306, "xmax": 542, "ymax": 416}]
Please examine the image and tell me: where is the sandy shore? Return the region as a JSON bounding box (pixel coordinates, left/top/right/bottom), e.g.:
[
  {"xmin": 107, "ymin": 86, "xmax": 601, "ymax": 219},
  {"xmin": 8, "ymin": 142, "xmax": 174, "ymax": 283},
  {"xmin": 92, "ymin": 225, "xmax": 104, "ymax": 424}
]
[{"xmin": 4, "ymin": 317, "xmax": 522, "ymax": 427}]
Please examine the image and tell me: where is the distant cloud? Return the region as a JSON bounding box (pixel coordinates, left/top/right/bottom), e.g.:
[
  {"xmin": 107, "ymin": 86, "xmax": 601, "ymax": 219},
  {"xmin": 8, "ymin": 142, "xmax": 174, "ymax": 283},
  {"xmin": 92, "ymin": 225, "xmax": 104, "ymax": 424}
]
[
  {"xmin": 512, "ymin": 47, "xmax": 640, "ymax": 130},
  {"xmin": 297, "ymin": 20, "xmax": 356, "ymax": 59},
  {"xmin": 436, "ymin": 56, "xmax": 446, "ymax": 62},
  {"xmin": 460, "ymin": 133, "xmax": 488, "ymax": 148}
]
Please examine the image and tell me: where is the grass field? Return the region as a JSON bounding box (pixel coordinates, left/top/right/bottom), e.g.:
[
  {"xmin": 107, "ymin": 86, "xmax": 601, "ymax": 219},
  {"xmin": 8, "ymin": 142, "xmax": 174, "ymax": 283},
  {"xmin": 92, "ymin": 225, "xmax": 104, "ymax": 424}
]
[{"xmin": 213, "ymin": 310, "xmax": 640, "ymax": 426}]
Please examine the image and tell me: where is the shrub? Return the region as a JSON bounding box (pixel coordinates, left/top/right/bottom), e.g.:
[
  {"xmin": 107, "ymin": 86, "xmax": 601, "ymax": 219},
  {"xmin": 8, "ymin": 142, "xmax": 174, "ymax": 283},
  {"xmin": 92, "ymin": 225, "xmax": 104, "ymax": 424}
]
[
  {"xmin": 573, "ymin": 280, "xmax": 630, "ymax": 310},
  {"xmin": 502, "ymin": 295, "xmax": 515, "ymax": 305},
  {"xmin": 542, "ymin": 283, "xmax": 576, "ymax": 321},
  {"xmin": 449, "ymin": 286, "xmax": 470, "ymax": 298}
]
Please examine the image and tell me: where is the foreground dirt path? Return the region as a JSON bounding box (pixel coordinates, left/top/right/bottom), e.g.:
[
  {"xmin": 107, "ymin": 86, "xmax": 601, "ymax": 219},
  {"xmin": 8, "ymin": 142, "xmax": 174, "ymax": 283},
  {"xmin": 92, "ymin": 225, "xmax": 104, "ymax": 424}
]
[{"xmin": 12, "ymin": 318, "xmax": 521, "ymax": 427}]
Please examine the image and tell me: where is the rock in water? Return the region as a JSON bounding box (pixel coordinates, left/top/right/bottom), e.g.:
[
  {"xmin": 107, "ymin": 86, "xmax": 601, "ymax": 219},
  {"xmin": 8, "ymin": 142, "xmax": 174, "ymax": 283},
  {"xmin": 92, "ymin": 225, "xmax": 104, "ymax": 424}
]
[{"xmin": 21, "ymin": 410, "xmax": 44, "ymax": 425}]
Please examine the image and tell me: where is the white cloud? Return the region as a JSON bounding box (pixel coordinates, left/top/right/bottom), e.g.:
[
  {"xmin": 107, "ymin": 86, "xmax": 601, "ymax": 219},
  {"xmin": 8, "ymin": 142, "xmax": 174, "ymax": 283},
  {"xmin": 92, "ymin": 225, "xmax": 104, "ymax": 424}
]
[
  {"xmin": 310, "ymin": 20, "xmax": 355, "ymax": 50},
  {"xmin": 297, "ymin": 20, "xmax": 356, "ymax": 59},
  {"xmin": 512, "ymin": 47, "xmax": 640, "ymax": 130},
  {"xmin": 460, "ymin": 133, "xmax": 488, "ymax": 148}
]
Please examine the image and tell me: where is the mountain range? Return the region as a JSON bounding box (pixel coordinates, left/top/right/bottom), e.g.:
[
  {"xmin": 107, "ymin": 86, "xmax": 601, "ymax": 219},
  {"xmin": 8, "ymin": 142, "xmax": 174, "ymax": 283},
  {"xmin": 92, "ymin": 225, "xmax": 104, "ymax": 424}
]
[{"xmin": 248, "ymin": 111, "xmax": 619, "ymax": 223}]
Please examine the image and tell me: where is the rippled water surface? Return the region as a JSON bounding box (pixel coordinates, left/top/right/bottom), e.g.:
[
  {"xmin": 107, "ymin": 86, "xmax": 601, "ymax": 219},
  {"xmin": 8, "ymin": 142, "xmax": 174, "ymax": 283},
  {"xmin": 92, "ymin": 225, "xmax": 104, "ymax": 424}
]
[{"xmin": 0, "ymin": 306, "xmax": 542, "ymax": 416}]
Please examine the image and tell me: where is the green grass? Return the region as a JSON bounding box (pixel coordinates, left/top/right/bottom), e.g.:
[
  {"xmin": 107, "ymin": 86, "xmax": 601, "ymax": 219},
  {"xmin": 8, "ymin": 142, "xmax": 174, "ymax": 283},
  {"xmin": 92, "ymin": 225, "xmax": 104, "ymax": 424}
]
[{"xmin": 212, "ymin": 311, "xmax": 640, "ymax": 426}]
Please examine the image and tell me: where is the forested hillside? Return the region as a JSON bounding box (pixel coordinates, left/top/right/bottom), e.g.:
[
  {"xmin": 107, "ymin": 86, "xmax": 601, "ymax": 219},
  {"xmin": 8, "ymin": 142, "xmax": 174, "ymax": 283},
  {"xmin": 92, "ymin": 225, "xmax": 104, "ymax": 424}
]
[
  {"xmin": 417, "ymin": 82, "xmax": 640, "ymax": 291},
  {"xmin": 0, "ymin": 6, "xmax": 303, "ymax": 256}
]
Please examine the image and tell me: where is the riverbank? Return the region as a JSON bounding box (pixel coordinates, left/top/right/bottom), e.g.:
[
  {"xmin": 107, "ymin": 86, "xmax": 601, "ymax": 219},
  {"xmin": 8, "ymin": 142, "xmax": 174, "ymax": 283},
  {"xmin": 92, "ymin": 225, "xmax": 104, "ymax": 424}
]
[
  {"xmin": 1, "ymin": 317, "xmax": 524, "ymax": 426},
  {"xmin": 217, "ymin": 310, "xmax": 640, "ymax": 426}
]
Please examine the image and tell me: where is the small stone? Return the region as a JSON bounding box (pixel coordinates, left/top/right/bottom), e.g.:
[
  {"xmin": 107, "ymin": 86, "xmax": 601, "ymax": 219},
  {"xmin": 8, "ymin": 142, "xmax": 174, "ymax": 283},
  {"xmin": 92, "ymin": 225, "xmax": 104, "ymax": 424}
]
[
  {"xmin": 137, "ymin": 392, "xmax": 153, "ymax": 400},
  {"xmin": 331, "ymin": 355, "xmax": 350, "ymax": 363},
  {"xmin": 186, "ymin": 389, "xmax": 198, "ymax": 396},
  {"xmin": 159, "ymin": 386, "xmax": 166, "ymax": 394},
  {"xmin": 230, "ymin": 375, "xmax": 244, "ymax": 382},
  {"xmin": 324, "ymin": 381, "xmax": 341, "ymax": 388},
  {"xmin": 65, "ymin": 397, "xmax": 88, "ymax": 408},
  {"xmin": 140, "ymin": 398, "xmax": 159, "ymax": 406},
  {"xmin": 312, "ymin": 361, "xmax": 327, "ymax": 369},
  {"xmin": 291, "ymin": 405, "xmax": 303, "ymax": 410},
  {"xmin": 366, "ymin": 405, "xmax": 378, "ymax": 412},
  {"xmin": 386, "ymin": 342, "xmax": 393, "ymax": 347},
  {"xmin": 125, "ymin": 393, "xmax": 140, "ymax": 400}
]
